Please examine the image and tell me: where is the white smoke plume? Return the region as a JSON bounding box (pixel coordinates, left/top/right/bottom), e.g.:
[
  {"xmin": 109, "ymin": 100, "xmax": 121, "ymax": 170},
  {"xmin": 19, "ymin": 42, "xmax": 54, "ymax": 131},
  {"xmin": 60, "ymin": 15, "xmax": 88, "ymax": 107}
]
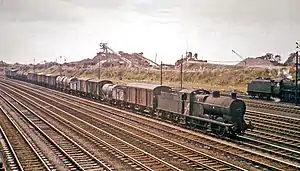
[{"xmin": 277, "ymin": 68, "xmax": 292, "ymax": 79}]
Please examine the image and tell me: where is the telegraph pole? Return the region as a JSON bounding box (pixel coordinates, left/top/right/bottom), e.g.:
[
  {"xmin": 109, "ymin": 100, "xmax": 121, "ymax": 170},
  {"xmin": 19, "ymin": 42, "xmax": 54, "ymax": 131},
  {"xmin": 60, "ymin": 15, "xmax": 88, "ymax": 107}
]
[
  {"xmin": 33, "ymin": 58, "xmax": 36, "ymax": 73},
  {"xmin": 296, "ymin": 42, "xmax": 299, "ymax": 105},
  {"xmin": 60, "ymin": 56, "xmax": 62, "ymax": 76},
  {"xmin": 180, "ymin": 55, "xmax": 183, "ymax": 89},
  {"xmin": 180, "ymin": 41, "xmax": 188, "ymax": 89},
  {"xmin": 160, "ymin": 61, "xmax": 163, "ymax": 85},
  {"xmin": 98, "ymin": 54, "xmax": 101, "ymax": 79}
]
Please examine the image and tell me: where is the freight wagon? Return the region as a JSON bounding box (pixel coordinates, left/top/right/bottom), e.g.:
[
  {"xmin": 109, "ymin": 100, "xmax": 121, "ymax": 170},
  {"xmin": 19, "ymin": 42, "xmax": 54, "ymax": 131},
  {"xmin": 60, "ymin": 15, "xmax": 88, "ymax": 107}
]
[
  {"xmin": 125, "ymin": 83, "xmax": 171, "ymax": 112},
  {"xmin": 102, "ymin": 84, "xmax": 127, "ymax": 106},
  {"xmin": 45, "ymin": 74, "xmax": 60, "ymax": 88},
  {"xmin": 87, "ymin": 79, "xmax": 113, "ymax": 99}
]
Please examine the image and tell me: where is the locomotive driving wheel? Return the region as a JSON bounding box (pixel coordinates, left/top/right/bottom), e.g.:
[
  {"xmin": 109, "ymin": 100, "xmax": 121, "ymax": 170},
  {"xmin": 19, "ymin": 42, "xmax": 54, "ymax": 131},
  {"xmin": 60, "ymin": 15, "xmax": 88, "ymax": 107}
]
[
  {"xmin": 213, "ymin": 125, "xmax": 226, "ymax": 137},
  {"xmin": 212, "ymin": 117, "xmax": 226, "ymax": 137},
  {"xmin": 200, "ymin": 114, "xmax": 209, "ymax": 133},
  {"xmin": 188, "ymin": 119, "xmax": 197, "ymax": 129}
]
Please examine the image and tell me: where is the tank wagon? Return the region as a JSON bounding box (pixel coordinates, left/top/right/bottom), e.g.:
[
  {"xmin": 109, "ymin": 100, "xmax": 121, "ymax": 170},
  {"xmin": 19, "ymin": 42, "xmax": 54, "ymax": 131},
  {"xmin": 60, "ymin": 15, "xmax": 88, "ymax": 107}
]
[
  {"xmin": 63, "ymin": 77, "xmax": 78, "ymax": 93},
  {"xmin": 247, "ymin": 78, "xmax": 300, "ymax": 103},
  {"xmin": 5, "ymin": 69, "xmax": 252, "ymax": 137},
  {"xmin": 15, "ymin": 71, "xmax": 28, "ymax": 81},
  {"xmin": 56, "ymin": 76, "xmax": 67, "ymax": 91},
  {"xmin": 102, "ymin": 84, "xmax": 127, "ymax": 106}
]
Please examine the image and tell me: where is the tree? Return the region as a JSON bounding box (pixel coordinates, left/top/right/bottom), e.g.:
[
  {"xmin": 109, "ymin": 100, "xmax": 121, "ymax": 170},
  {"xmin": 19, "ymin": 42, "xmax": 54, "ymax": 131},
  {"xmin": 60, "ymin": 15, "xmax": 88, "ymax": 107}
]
[
  {"xmin": 284, "ymin": 52, "xmax": 297, "ymax": 66},
  {"xmin": 265, "ymin": 53, "xmax": 273, "ymax": 60},
  {"xmin": 274, "ymin": 55, "xmax": 281, "ymax": 62}
]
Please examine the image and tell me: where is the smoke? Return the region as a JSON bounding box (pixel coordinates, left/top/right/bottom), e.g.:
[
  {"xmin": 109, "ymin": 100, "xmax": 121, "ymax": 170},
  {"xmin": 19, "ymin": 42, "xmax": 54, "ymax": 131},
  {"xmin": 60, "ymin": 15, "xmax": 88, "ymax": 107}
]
[{"xmin": 277, "ymin": 68, "xmax": 292, "ymax": 79}]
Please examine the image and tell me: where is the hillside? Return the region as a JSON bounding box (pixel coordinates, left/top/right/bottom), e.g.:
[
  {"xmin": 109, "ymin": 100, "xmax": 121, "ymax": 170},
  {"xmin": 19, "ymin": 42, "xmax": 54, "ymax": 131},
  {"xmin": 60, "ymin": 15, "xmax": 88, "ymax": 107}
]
[
  {"xmin": 24, "ymin": 62, "xmax": 292, "ymax": 93},
  {"xmin": 5, "ymin": 48, "xmax": 296, "ymax": 93}
]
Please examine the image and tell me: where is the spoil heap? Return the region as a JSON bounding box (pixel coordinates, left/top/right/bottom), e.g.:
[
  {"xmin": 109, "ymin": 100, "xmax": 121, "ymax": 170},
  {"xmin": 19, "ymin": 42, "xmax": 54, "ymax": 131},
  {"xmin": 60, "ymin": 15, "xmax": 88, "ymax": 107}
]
[{"xmin": 236, "ymin": 58, "xmax": 277, "ymax": 67}]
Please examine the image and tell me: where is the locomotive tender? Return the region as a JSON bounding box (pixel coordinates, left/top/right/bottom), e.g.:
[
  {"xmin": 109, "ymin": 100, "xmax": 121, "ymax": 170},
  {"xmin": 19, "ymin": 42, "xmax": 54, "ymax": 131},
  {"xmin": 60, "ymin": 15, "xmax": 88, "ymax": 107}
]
[{"xmin": 5, "ymin": 69, "xmax": 252, "ymax": 137}]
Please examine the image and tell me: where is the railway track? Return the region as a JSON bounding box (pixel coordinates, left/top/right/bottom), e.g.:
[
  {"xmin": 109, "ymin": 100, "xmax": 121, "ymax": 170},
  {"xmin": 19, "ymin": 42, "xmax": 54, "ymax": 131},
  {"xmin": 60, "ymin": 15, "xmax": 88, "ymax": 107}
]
[
  {"xmin": 0, "ymin": 78, "xmax": 245, "ymax": 170},
  {"xmin": 244, "ymin": 99, "xmax": 300, "ymax": 116},
  {"xmin": 2, "ymin": 79, "xmax": 300, "ymax": 170},
  {"xmin": 243, "ymin": 110, "xmax": 300, "ymax": 154},
  {"xmin": 0, "ymin": 100, "xmax": 50, "ymax": 170},
  {"xmin": 0, "ymin": 126, "xmax": 41, "ymax": 171},
  {"xmin": 0, "ymin": 81, "xmax": 217, "ymax": 170},
  {"xmin": 0, "ymin": 89, "xmax": 113, "ymax": 170},
  {"xmin": 222, "ymin": 92, "xmax": 300, "ymax": 113}
]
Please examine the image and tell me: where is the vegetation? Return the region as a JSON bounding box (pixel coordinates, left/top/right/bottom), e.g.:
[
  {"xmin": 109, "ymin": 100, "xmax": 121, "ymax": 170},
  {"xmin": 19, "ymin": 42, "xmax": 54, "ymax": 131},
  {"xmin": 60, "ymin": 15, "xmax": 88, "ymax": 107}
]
[{"xmin": 29, "ymin": 64, "xmax": 293, "ymax": 93}]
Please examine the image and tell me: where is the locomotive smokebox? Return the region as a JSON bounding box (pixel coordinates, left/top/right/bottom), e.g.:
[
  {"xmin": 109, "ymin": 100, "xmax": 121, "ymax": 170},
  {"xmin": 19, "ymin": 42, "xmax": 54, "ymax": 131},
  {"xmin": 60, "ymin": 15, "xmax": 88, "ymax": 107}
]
[
  {"xmin": 212, "ymin": 91, "xmax": 220, "ymax": 98},
  {"xmin": 231, "ymin": 92, "xmax": 237, "ymax": 99}
]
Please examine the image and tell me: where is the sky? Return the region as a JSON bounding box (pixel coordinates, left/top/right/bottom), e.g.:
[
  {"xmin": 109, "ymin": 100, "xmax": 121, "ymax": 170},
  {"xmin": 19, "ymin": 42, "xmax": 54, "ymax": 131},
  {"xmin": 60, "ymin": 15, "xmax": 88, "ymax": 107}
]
[{"xmin": 0, "ymin": 0, "xmax": 300, "ymax": 65}]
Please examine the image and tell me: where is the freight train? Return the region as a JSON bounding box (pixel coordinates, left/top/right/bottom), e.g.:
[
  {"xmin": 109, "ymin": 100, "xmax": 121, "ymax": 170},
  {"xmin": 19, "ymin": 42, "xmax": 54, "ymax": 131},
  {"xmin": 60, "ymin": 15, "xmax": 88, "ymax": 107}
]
[
  {"xmin": 4, "ymin": 69, "xmax": 253, "ymax": 137},
  {"xmin": 247, "ymin": 77, "xmax": 300, "ymax": 103}
]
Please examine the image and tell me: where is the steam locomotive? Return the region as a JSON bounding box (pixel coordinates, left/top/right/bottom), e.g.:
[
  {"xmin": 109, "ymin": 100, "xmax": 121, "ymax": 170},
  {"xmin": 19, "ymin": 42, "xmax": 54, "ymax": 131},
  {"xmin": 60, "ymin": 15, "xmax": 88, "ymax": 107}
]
[{"xmin": 247, "ymin": 78, "xmax": 300, "ymax": 103}]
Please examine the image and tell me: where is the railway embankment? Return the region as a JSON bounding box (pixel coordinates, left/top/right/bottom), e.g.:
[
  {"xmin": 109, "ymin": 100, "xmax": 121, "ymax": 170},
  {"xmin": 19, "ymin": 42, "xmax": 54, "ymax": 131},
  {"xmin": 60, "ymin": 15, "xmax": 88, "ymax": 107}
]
[{"xmin": 26, "ymin": 64, "xmax": 289, "ymax": 93}]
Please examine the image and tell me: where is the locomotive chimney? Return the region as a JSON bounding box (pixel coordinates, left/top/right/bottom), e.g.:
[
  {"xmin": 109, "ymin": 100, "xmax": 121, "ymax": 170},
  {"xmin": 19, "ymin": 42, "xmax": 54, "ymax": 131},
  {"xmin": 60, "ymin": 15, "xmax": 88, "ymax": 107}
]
[
  {"xmin": 231, "ymin": 92, "xmax": 237, "ymax": 99},
  {"xmin": 212, "ymin": 91, "xmax": 220, "ymax": 98}
]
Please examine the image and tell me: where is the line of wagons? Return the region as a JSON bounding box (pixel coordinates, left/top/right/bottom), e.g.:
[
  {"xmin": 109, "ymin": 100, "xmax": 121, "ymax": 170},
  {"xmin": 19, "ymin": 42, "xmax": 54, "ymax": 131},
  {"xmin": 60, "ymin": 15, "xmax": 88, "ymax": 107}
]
[{"xmin": 5, "ymin": 69, "xmax": 253, "ymax": 137}]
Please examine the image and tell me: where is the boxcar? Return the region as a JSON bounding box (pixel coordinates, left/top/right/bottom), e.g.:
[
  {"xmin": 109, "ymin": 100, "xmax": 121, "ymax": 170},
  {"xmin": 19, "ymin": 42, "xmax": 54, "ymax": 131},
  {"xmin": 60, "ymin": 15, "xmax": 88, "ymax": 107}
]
[
  {"xmin": 27, "ymin": 72, "xmax": 38, "ymax": 83},
  {"xmin": 112, "ymin": 85, "xmax": 127, "ymax": 105},
  {"xmin": 44, "ymin": 74, "xmax": 51, "ymax": 87},
  {"xmin": 37, "ymin": 73, "xmax": 45, "ymax": 85},
  {"xmin": 4, "ymin": 69, "xmax": 11, "ymax": 77},
  {"xmin": 4, "ymin": 69, "xmax": 9, "ymax": 77},
  {"xmin": 10, "ymin": 69, "xmax": 18, "ymax": 78},
  {"xmin": 51, "ymin": 74, "xmax": 60, "ymax": 88},
  {"xmin": 77, "ymin": 77, "xmax": 91, "ymax": 95},
  {"xmin": 87, "ymin": 79, "xmax": 113, "ymax": 99},
  {"xmin": 69, "ymin": 77, "xmax": 79, "ymax": 94},
  {"xmin": 126, "ymin": 83, "xmax": 171, "ymax": 111},
  {"xmin": 45, "ymin": 74, "xmax": 59, "ymax": 88}
]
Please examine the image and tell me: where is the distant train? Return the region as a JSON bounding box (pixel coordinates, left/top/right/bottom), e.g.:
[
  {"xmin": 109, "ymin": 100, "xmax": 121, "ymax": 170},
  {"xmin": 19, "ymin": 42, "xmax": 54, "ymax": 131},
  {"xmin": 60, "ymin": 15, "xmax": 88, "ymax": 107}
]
[
  {"xmin": 247, "ymin": 77, "xmax": 300, "ymax": 103},
  {"xmin": 5, "ymin": 69, "xmax": 253, "ymax": 137}
]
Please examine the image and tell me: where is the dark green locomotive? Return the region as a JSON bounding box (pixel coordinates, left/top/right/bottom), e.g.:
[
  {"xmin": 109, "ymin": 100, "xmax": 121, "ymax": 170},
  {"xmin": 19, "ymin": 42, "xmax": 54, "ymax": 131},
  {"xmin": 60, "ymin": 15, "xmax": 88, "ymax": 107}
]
[
  {"xmin": 247, "ymin": 78, "xmax": 300, "ymax": 103},
  {"xmin": 156, "ymin": 89, "xmax": 252, "ymax": 136}
]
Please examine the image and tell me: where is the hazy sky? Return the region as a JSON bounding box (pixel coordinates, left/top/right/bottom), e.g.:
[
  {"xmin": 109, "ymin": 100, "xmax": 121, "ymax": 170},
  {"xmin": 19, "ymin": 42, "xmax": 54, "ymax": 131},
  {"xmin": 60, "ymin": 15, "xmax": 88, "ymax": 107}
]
[{"xmin": 0, "ymin": 0, "xmax": 300, "ymax": 64}]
